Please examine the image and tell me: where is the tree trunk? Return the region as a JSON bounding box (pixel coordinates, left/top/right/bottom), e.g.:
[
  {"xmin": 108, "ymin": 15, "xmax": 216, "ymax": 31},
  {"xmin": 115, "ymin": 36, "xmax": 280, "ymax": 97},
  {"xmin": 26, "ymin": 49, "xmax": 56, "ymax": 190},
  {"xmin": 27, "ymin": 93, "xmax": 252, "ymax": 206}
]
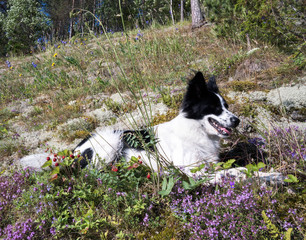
[
  {"xmin": 92, "ymin": 0, "xmax": 96, "ymax": 31},
  {"xmin": 180, "ymin": 0, "xmax": 184, "ymax": 22},
  {"xmin": 170, "ymin": 0, "xmax": 175, "ymax": 25},
  {"xmin": 69, "ymin": 0, "xmax": 75, "ymax": 39},
  {"xmin": 80, "ymin": 0, "xmax": 84, "ymax": 37},
  {"xmin": 190, "ymin": 0, "xmax": 204, "ymax": 29}
]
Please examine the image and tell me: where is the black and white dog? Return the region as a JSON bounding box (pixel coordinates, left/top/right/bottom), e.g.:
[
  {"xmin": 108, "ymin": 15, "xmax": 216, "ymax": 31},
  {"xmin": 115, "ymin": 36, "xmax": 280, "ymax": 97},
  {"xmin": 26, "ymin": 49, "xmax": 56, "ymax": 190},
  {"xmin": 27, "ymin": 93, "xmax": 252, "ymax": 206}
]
[{"xmin": 73, "ymin": 72, "xmax": 240, "ymax": 174}]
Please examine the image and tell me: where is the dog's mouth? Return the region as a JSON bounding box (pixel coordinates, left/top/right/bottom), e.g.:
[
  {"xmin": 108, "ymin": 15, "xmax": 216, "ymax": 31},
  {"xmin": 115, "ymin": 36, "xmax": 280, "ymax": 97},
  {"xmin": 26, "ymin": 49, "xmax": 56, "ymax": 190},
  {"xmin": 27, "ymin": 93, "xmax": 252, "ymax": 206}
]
[{"xmin": 208, "ymin": 118, "xmax": 232, "ymax": 137}]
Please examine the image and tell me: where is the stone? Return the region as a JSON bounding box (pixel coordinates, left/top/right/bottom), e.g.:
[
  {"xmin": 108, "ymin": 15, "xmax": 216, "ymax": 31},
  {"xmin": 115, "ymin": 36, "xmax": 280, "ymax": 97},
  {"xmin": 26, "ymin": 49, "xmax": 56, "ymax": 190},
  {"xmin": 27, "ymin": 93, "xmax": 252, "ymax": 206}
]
[
  {"xmin": 267, "ymin": 85, "xmax": 306, "ymax": 110},
  {"xmin": 19, "ymin": 153, "xmax": 51, "ymax": 171},
  {"xmin": 207, "ymin": 167, "xmax": 285, "ymax": 186}
]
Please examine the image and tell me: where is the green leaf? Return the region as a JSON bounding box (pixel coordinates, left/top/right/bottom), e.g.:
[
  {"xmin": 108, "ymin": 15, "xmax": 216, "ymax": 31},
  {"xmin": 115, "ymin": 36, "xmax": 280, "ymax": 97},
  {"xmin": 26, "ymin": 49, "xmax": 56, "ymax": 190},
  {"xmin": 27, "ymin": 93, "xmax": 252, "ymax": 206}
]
[
  {"xmin": 182, "ymin": 180, "xmax": 191, "ymax": 190},
  {"xmin": 159, "ymin": 176, "xmax": 177, "ymax": 196},
  {"xmin": 51, "ymin": 166, "xmax": 60, "ymax": 175},
  {"xmin": 215, "ymin": 162, "xmax": 224, "ymax": 167},
  {"xmin": 161, "ymin": 177, "xmax": 167, "ymax": 190},
  {"xmin": 223, "ymin": 159, "xmax": 236, "ymax": 169},
  {"xmin": 284, "ymin": 228, "xmax": 292, "ymax": 240},
  {"xmin": 130, "ymin": 156, "xmax": 138, "ymax": 162},
  {"xmin": 246, "ymin": 163, "xmax": 255, "ymax": 171},
  {"xmin": 190, "ymin": 163, "xmax": 205, "ymax": 173},
  {"xmin": 189, "ymin": 177, "xmax": 196, "ymax": 186},
  {"xmin": 257, "ymin": 162, "xmax": 266, "ymax": 169},
  {"xmin": 41, "ymin": 160, "xmax": 52, "ymax": 168},
  {"xmin": 262, "ymin": 210, "xmax": 280, "ymax": 238},
  {"xmin": 284, "ymin": 174, "xmax": 299, "ymax": 183},
  {"xmin": 0, "ymin": 169, "xmax": 5, "ymax": 175}
]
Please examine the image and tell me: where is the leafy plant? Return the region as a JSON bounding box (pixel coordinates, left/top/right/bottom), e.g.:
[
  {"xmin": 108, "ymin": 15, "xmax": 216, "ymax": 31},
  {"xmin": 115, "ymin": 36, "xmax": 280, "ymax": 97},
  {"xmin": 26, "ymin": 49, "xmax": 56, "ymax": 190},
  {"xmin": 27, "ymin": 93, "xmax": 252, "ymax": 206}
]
[
  {"xmin": 181, "ymin": 176, "xmax": 209, "ymax": 191},
  {"xmin": 213, "ymin": 159, "xmax": 236, "ymax": 171},
  {"xmin": 244, "ymin": 162, "xmax": 266, "ymax": 178},
  {"xmin": 159, "ymin": 176, "xmax": 178, "ymax": 196},
  {"xmin": 284, "ymin": 174, "xmax": 299, "ymax": 183},
  {"xmin": 0, "ymin": 0, "xmax": 50, "ymax": 53}
]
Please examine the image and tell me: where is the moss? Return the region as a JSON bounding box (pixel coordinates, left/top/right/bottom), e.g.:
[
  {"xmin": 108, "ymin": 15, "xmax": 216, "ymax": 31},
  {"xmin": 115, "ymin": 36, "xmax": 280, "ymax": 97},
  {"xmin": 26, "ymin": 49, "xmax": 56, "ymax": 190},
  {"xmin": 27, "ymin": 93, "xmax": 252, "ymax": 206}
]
[
  {"xmin": 160, "ymin": 92, "xmax": 183, "ymax": 109},
  {"xmin": 228, "ymin": 80, "xmax": 257, "ymax": 92},
  {"xmin": 151, "ymin": 109, "xmax": 178, "ymax": 126},
  {"xmin": 272, "ymin": 187, "xmax": 306, "ymax": 238},
  {"xmin": 104, "ymin": 98, "xmax": 137, "ymax": 115},
  {"xmin": 0, "ymin": 108, "xmax": 19, "ymax": 122},
  {"xmin": 0, "ymin": 140, "xmax": 29, "ymax": 158},
  {"xmin": 239, "ymin": 103, "xmax": 258, "ymax": 118},
  {"xmin": 221, "ymin": 91, "xmax": 235, "ymax": 105},
  {"xmin": 136, "ymin": 215, "xmax": 187, "ymax": 240},
  {"xmin": 235, "ymin": 98, "xmax": 259, "ymax": 118},
  {"xmin": 71, "ymin": 130, "xmax": 90, "ymax": 140},
  {"xmin": 104, "ymin": 98, "xmax": 122, "ymax": 114},
  {"xmin": 104, "ymin": 117, "xmax": 117, "ymax": 126},
  {"xmin": 299, "ymin": 107, "xmax": 306, "ymax": 116},
  {"xmin": 59, "ymin": 115, "xmax": 97, "ymax": 142}
]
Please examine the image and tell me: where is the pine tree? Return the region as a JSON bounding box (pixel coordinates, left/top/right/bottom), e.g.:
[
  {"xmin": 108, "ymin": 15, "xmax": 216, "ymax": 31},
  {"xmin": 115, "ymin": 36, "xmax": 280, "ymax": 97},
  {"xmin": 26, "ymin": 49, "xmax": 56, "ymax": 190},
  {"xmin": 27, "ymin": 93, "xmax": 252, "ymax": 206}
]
[{"xmin": 2, "ymin": 0, "xmax": 50, "ymax": 53}]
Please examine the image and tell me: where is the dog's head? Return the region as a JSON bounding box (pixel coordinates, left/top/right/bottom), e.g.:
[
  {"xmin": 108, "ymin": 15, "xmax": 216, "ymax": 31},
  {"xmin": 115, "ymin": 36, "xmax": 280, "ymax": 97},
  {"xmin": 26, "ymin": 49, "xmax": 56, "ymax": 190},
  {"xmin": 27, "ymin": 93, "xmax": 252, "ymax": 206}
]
[{"xmin": 181, "ymin": 72, "xmax": 240, "ymax": 138}]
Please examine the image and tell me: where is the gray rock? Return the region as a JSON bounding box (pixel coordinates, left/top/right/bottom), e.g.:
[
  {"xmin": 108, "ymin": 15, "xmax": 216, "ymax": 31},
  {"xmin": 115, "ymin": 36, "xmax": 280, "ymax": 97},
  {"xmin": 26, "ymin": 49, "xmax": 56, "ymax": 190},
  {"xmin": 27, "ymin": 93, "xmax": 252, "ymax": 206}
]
[
  {"xmin": 227, "ymin": 90, "xmax": 267, "ymax": 102},
  {"xmin": 19, "ymin": 153, "xmax": 51, "ymax": 171},
  {"xmin": 114, "ymin": 102, "xmax": 169, "ymax": 129},
  {"xmin": 110, "ymin": 92, "xmax": 130, "ymax": 105},
  {"xmin": 207, "ymin": 167, "xmax": 285, "ymax": 186},
  {"xmin": 6, "ymin": 99, "xmax": 31, "ymax": 114},
  {"xmin": 87, "ymin": 109, "xmax": 116, "ymax": 124},
  {"xmin": 248, "ymin": 91, "xmax": 267, "ymax": 101},
  {"xmin": 267, "ymin": 85, "xmax": 306, "ymax": 110}
]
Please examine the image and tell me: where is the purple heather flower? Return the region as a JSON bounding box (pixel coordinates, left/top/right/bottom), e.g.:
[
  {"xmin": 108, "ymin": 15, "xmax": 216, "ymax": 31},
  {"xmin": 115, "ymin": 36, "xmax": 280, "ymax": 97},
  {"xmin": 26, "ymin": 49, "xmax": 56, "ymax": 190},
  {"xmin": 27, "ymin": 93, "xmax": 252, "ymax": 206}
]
[
  {"xmin": 50, "ymin": 227, "xmax": 56, "ymax": 235},
  {"xmin": 143, "ymin": 213, "xmax": 149, "ymax": 226},
  {"xmin": 288, "ymin": 208, "xmax": 296, "ymax": 215},
  {"xmin": 31, "ymin": 62, "xmax": 37, "ymax": 68}
]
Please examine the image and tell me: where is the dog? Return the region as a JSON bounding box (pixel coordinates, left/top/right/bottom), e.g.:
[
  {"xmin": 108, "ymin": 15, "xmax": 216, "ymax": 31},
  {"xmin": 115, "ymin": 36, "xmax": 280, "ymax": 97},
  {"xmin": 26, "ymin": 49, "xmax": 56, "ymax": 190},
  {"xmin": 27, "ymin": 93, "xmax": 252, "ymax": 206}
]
[{"xmin": 73, "ymin": 72, "xmax": 240, "ymax": 175}]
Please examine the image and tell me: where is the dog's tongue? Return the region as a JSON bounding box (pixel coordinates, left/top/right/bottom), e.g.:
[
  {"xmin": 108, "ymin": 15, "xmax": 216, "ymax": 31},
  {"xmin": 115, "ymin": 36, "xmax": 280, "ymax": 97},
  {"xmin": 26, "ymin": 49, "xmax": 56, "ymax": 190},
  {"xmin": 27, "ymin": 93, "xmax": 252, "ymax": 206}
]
[{"xmin": 220, "ymin": 127, "xmax": 231, "ymax": 135}]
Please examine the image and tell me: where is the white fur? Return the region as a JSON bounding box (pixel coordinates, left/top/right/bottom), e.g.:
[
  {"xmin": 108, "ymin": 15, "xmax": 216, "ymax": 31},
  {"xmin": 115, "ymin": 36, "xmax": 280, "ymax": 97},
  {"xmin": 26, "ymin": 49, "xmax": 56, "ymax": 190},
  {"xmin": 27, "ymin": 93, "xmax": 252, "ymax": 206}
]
[
  {"xmin": 73, "ymin": 88, "xmax": 239, "ymax": 175},
  {"xmin": 74, "ymin": 129, "xmax": 123, "ymax": 169},
  {"xmin": 202, "ymin": 94, "xmax": 239, "ymax": 138},
  {"xmin": 74, "ymin": 112, "xmax": 222, "ymax": 175}
]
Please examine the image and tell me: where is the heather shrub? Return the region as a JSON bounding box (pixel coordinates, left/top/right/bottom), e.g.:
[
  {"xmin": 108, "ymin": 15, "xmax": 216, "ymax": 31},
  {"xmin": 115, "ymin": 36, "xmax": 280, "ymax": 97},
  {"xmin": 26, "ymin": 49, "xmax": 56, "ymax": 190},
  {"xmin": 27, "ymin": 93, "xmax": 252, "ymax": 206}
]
[
  {"xmin": 4, "ymin": 154, "xmax": 163, "ymax": 239},
  {"xmin": 263, "ymin": 125, "xmax": 305, "ymax": 170},
  {"xmin": 170, "ymin": 177, "xmax": 304, "ymax": 239},
  {"xmin": 1, "ymin": 218, "xmax": 36, "ymax": 240},
  {"xmin": 0, "ymin": 154, "xmax": 304, "ymax": 239},
  {"xmin": 0, "ymin": 169, "xmax": 33, "ymax": 229}
]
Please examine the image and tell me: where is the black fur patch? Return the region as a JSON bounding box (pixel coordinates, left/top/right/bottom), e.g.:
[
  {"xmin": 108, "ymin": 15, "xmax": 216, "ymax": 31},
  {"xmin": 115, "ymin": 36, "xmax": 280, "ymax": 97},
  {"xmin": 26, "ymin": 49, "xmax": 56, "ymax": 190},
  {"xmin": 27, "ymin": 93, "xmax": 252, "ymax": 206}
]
[
  {"xmin": 181, "ymin": 72, "xmax": 225, "ymax": 119},
  {"xmin": 78, "ymin": 148, "xmax": 93, "ymax": 168}
]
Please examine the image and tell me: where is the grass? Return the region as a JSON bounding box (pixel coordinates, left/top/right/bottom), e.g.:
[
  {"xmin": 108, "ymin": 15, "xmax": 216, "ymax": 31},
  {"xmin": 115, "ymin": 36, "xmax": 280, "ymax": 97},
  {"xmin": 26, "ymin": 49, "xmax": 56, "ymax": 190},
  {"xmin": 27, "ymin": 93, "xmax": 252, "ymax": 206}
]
[{"xmin": 0, "ymin": 20, "xmax": 305, "ymax": 239}]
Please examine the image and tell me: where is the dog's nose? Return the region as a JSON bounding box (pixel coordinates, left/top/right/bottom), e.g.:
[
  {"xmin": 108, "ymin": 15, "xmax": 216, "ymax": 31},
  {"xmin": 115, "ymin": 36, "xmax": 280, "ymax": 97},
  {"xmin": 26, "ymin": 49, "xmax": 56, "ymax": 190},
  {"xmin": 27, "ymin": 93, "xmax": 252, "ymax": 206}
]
[{"xmin": 230, "ymin": 116, "xmax": 240, "ymax": 128}]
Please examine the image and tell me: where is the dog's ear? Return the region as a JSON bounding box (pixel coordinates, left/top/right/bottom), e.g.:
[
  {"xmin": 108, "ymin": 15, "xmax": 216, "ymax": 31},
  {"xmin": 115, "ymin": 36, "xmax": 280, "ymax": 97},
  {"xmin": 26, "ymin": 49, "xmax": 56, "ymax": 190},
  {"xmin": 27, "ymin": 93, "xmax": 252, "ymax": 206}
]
[
  {"xmin": 207, "ymin": 76, "xmax": 219, "ymax": 93},
  {"xmin": 186, "ymin": 71, "xmax": 208, "ymax": 99},
  {"xmin": 181, "ymin": 72, "xmax": 209, "ymax": 118}
]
